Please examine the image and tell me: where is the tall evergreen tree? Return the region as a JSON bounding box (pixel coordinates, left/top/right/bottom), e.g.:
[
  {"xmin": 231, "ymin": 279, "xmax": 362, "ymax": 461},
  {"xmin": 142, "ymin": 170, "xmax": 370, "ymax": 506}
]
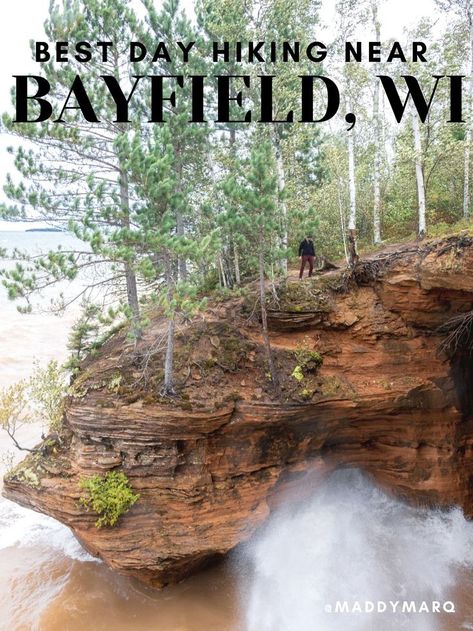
[
  {"xmin": 125, "ymin": 0, "xmax": 218, "ymax": 395},
  {"xmin": 1, "ymin": 0, "xmax": 143, "ymax": 336},
  {"xmin": 223, "ymin": 138, "xmax": 281, "ymax": 391}
]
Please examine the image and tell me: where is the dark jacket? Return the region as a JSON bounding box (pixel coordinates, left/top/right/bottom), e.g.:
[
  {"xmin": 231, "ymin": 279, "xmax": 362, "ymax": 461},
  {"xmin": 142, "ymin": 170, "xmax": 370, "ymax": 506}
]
[{"xmin": 299, "ymin": 238, "xmax": 315, "ymax": 257}]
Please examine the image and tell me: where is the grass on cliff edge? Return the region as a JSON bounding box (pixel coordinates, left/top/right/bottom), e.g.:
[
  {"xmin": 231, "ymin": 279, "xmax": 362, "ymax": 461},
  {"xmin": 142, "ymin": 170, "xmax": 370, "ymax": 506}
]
[
  {"xmin": 356, "ymin": 217, "xmax": 473, "ymax": 258},
  {"xmin": 69, "ymin": 224, "xmax": 473, "ymax": 410}
]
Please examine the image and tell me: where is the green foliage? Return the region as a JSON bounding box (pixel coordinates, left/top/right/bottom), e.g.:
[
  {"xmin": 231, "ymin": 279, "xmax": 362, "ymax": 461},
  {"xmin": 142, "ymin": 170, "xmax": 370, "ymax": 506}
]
[
  {"xmin": 294, "ymin": 346, "xmax": 323, "ymax": 371},
  {"xmin": 291, "ymin": 365, "xmax": 305, "ymax": 382},
  {"xmin": 2, "ymin": 0, "xmax": 473, "ymax": 405},
  {"xmin": 65, "ymin": 302, "xmax": 103, "ymax": 372},
  {"xmin": 11, "ymin": 466, "xmax": 40, "ymax": 488},
  {"xmin": 292, "ymin": 340, "xmax": 323, "ymax": 383},
  {"xmin": 0, "ymin": 361, "xmax": 67, "ymax": 449},
  {"xmin": 65, "ymin": 300, "xmax": 127, "ymax": 373},
  {"xmin": 29, "ymin": 360, "xmax": 67, "ymax": 431},
  {"xmin": 0, "ymin": 381, "xmax": 28, "ymax": 436},
  {"xmin": 79, "ymin": 471, "xmax": 139, "ymax": 528},
  {"xmin": 0, "ymin": 0, "xmax": 144, "ymax": 337},
  {"xmin": 299, "ymin": 387, "xmax": 315, "ymax": 400}
]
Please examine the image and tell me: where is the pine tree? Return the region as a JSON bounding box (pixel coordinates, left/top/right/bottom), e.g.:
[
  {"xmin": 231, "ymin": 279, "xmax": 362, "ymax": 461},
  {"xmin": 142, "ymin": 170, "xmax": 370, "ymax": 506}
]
[
  {"xmin": 196, "ymin": 0, "xmax": 252, "ymax": 286},
  {"xmin": 223, "ymin": 138, "xmax": 281, "ymax": 391},
  {"xmin": 1, "ymin": 0, "xmax": 143, "ymax": 337},
  {"xmin": 121, "ymin": 0, "xmax": 219, "ymax": 395},
  {"xmin": 139, "ymin": 0, "xmax": 211, "ymax": 281}
]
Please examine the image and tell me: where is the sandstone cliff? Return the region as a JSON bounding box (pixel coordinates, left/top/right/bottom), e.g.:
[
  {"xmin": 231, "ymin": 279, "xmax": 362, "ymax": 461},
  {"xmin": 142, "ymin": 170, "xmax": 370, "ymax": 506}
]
[{"xmin": 4, "ymin": 234, "xmax": 473, "ymax": 587}]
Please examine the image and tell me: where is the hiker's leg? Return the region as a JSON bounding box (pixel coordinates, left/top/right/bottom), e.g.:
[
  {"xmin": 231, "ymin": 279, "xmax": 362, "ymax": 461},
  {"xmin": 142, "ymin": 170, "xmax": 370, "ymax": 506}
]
[
  {"xmin": 299, "ymin": 256, "xmax": 307, "ymax": 279},
  {"xmin": 308, "ymin": 255, "xmax": 315, "ymax": 277}
]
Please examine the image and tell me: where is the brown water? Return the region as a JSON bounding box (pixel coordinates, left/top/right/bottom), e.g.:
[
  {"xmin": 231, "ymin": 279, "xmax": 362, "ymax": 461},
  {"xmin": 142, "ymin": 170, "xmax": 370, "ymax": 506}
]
[
  {"xmin": 2, "ymin": 231, "xmax": 473, "ymax": 631},
  {"xmin": 0, "ymin": 546, "xmax": 238, "ymax": 631},
  {"xmin": 0, "ymin": 231, "xmax": 240, "ymax": 631}
]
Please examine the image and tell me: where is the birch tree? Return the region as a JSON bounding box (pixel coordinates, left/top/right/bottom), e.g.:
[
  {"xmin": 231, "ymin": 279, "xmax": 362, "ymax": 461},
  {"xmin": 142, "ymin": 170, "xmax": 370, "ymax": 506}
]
[
  {"xmin": 436, "ymin": 0, "xmax": 473, "ymax": 218},
  {"xmin": 371, "ymin": 0, "xmax": 382, "ymax": 243},
  {"xmin": 334, "ymin": 0, "xmax": 367, "ymax": 266},
  {"xmin": 412, "ymin": 108, "xmax": 427, "ymax": 238}
]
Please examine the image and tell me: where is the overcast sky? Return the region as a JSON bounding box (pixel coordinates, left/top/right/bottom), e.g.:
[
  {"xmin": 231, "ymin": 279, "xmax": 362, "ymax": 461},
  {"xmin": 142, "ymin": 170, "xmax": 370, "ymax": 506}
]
[{"xmin": 0, "ymin": 0, "xmax": 442, "ymax": 230}]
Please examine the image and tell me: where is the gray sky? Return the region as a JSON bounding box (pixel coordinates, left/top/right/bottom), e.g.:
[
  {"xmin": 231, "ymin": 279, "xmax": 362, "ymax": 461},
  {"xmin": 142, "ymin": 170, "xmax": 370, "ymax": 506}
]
[{"xmin": 0, "ymin": 0, "xmax": 441, "ymax": 230}]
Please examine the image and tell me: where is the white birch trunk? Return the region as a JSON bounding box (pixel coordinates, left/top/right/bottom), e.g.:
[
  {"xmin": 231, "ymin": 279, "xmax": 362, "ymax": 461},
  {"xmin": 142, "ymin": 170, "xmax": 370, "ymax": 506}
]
[
  {"xmin": 464, "ymin": 130, "xmax": 471, "ymax": 218},
  {"xmin": 347, "ymin": 102, "xmax": 357, "ymax": 232},
  {"xmin": 463, "ymin": 16, "xmax": 473, "ymax": 218},
  {"xmin": 273, "ymin": 129, "xmax": 288, "ymax": 274},
  {"xmin": 412, "ymin": 109, "xmax": 426, "ymax": 238},
  {"xmin": 346, "ymin": 94, "xmax": 358, "ymax": 267},
  {"xmin": 372, "ymin": 1, "xmax": 382, "ymax": 243},
  {"xmin": 163, "ymin": 314, "xmax": 175, "ymax": 395}
]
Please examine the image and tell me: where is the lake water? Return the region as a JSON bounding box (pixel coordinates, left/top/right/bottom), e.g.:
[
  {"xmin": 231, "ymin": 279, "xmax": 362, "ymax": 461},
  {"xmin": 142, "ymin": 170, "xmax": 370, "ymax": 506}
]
[{"xmin": 1, "ymin": 231, "xmax": 473, "ymax": 631}]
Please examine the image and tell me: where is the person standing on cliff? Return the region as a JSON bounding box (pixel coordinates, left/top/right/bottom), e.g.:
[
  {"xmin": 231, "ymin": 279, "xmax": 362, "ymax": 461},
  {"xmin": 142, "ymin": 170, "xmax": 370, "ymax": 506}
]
[{"xmin": 298, "ymin": 236, "xmax": 316, "ymax": 279}]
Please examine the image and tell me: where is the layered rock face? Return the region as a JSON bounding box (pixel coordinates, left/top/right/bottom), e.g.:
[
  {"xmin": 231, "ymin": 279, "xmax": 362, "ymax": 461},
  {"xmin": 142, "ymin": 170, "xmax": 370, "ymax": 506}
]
[{"xmin": 4, "ymin": 235, "xmax": 473, "ymax": 586}]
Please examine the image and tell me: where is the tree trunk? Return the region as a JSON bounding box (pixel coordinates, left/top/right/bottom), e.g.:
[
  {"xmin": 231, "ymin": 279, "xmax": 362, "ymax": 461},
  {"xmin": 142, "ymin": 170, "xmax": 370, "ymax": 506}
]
[
  {"xmin": 218, "ymin": 255, "xmax": 228, "ymax": 288},
  {"xmin": 464, "ymin": 130, "xmax": 471, "ymax": 219},
  {"xmin": 258, "ymin": 243, "xmax": 280, "ymax": 392},
  {"xmin": 118, "ymin": 168, "xmax": 141, "ymax": 340},
  {"xmin": 163, "ymin": 315, "xmax": 176, "ymax": 396},
  {"xmin": 348, "ymin": 229, "xmax": 358, "ymax": 268},
  {"xmin": 337, "ymin": 177, "xmax": 349, "ymax": 264},
  {"xmin": 175, "ymin": 149, "xmax": 187, "ymax": 281},
  {"xmin": 273, "ymin": 129, "xmax": 288, "ymax": 275},
  {"xmin": 412, "ymin": 109, "xmax": 426, "ymax": 239},
  {"xmin": 176, "ymin": 208, "xmax": 187, "ymax": 281},
  {"xmin": 233, "ymin": 243, "xmax": 241, "ymax": 286},
  {"xmin": 114, "ymin": 54, "xmax": 141, "ymax": 340},
  {"xmin": 125, "ymin": 266, "xmax": 140, "ymax": 336},
  {"xmin": 162, "ymin": 258, "xmax": 176, "ymax": 397},
  {"xmin": 347, "ymin": 97, "xmax": 358, "ymax": 267},
  {"xmin": 228, "ymin": 126, "xmax": 241, "ymax": 285},
  {"xmin": 372, "ymin": 1, "xmax": 382, "ymax": 244},
  {"xmin": 464, "ymin": 16, "xmax": 473, "ymax": 219}
]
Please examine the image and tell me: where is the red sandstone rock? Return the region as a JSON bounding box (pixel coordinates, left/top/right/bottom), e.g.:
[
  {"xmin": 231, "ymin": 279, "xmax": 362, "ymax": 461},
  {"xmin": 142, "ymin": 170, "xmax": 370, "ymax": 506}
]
[{"xmin": 4, "ymin": 235, "xmax": 473, "ymax": 587}]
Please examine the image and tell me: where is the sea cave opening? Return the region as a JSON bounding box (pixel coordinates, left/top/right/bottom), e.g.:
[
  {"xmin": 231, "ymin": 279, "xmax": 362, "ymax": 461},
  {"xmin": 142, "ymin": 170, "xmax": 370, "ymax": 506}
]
[{"xmin": 451, "ymin": 351, "xmax": 473, "ymax": 418}]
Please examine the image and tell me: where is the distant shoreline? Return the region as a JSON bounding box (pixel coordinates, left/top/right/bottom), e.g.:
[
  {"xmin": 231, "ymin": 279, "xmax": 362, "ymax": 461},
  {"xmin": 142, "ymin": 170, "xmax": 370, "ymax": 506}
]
[{"xmin": 24, "ymin": 228, "xmax": 63, "ymax": 233}]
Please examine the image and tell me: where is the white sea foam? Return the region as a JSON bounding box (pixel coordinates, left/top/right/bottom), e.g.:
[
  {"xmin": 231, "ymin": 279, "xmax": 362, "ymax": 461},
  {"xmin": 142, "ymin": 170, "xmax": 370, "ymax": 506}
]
[
  {"xmin": 244, "ymin": 469, "xmax": 473, "ymax": 631},
  {"xmin": 0, "ymin": 498, "xmax": 98, "ymax": 563}
]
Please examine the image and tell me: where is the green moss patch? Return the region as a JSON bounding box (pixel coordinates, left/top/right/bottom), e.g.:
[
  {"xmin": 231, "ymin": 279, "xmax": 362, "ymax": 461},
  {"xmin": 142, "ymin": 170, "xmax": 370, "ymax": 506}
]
[{"xmin": 79, "ymin": 470, "xmax": 139, "ymax": 528}]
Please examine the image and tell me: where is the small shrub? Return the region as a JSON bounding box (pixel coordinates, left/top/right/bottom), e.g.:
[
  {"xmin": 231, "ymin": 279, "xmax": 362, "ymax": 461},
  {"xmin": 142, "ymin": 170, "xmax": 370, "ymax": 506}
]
[
  {"xmin": 29, "ymin": 360, "xmax": 67, "ymax": 431},
  {"xmin": 107, "ymin": 373, "xmax": 122, "ymax": 393},
  {"xmin": 16, "ymin": 468, "xmax": 40, "ymax": 487},
  {"xmin": 294, "ymin": 346, "xmax": 323, "ymax": 372},
  {"xmin": 299, "ymin": 387, "xmax": 314, "ymax": 400},
  {"xmin": 0, "ymin": 361, "xmax": 67, "ymax": 451},
  {"xmin": 291, "ymin": 340, "xmax": 323, "ymax": 383},
  {"xmin": 79, "ymin": 471, "xmax": 139, "ymax": 528},
  {"xmin": 291, "ymin": 365, "xmax": 305, "ymax": 382}
]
